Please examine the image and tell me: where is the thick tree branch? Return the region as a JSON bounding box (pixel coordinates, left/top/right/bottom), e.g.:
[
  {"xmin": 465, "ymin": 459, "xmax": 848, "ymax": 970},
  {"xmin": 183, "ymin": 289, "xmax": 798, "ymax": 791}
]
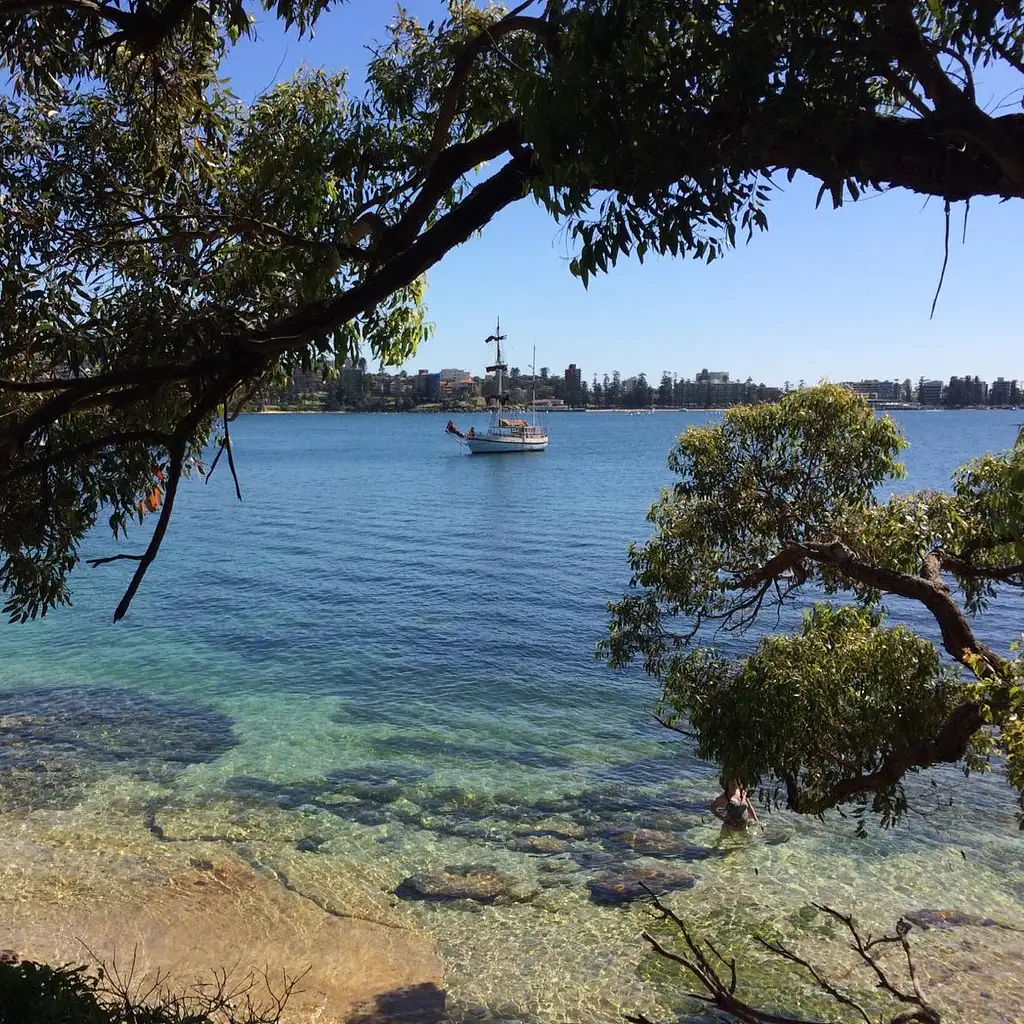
[
  {"xmin": 0, "ymin": 360, "xmax": 218, "ymax": 461},
  {"xmin": 422, "ymin": 4, "xmax": 552, "ymax": 173},
  {"xmin": 0, "ymin": 0, "xmax": 132, "ymax": 26},
  {"xmin": 934, "ymin": 550, "xmax": 1024, "ymax": 582},
  {"xmin": 880, "ymin": 1, "xmax": 966, "ymax": 112},
  {"xmin": 730, "ymin": 538, "xmax": 1007, "ymax": 816},
  {"xmin": 246, "ymin": 147, "xmax": 536, "ymax": 353},
  {"xmin": 736, "ymin": 539, "xmax": 1005, "ymax": 673},
  {"xmin": 777, "ymin": 697, "xmax": 988, "ymax": 816},
  {"xmin": 381, "ymin": 120, "xmax": 524, "ymax": 257}
]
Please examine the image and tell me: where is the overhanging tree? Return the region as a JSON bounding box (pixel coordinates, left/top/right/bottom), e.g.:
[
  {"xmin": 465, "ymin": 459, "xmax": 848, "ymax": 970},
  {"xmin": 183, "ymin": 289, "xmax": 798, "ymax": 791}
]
[
  {"xmin": 2, "ymin": 0, "xmax": 1024, "ymax": 621},
  {"xmin": 603, "ymin": 384, "xmax": 1024, "ymax": 829}
]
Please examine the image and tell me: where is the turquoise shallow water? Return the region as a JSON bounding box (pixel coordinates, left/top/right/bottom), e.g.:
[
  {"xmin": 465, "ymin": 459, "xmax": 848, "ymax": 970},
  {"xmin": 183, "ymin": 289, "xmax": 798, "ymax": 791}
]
[{"xmin": 2, "ymin": 409, "xmax": 1024, "ymax": 1022}]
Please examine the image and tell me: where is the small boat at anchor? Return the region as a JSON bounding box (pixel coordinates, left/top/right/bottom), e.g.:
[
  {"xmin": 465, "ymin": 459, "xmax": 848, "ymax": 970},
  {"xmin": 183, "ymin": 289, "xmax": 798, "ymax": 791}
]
[{"xmin": 445, "ymin": 320, "xmax": 549, "ymax": 454}]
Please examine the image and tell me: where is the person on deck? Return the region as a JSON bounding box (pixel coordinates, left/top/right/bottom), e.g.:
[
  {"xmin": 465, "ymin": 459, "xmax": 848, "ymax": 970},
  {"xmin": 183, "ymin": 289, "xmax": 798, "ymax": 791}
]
[{"xmin": 710, "ymin": 780, "xmax": 760, "ymax": 830}]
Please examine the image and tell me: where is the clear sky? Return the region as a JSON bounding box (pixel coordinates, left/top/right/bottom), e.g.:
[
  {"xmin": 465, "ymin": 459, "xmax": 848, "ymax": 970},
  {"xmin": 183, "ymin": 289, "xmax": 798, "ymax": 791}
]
[{"xmin": 222, "ymin": 0, "xmax": 1024, "ymax": 387}]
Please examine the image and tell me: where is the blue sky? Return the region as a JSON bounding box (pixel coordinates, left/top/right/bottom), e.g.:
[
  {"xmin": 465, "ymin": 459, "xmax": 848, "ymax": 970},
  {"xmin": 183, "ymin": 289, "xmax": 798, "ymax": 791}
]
[{"xmin": 223, "ymin": 0, "xmax": 1024, "ymax": 387}]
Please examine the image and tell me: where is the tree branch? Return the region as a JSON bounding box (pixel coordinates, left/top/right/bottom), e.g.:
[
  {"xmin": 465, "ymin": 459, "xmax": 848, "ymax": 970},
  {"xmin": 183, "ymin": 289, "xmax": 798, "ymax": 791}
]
[
  {"xmin": 0, "ymin": 0, "xmax": 132, "ymax": 27},
  {"xmin": 422, "ymin": 4, "xmax": 551, "ymax": 173},
  {"xmin": 934, "ymin": 550, "xmax": 1024, "ymax": 582},
  {"xmin": 730, "ymin": 538, "xmax": 1006, "ymax": 816},
  {"xmin": 0, "ymin": 429, "xmax": 172, "ymax": 486},
  {"xmin": 735, "ymin": 539, "xmax": 1005, "ymax": 673},
  {"xmin": 634, "ymin": 894, "xmax": 941, "ymax": 1024},
  {"xmin": 816, "ymin": 906, "xmax": 939, "ymax": 1023},
  {"xmin": 110, "ymin": 396, "xmax": 215, "ymax": 622},
  {"xmin": 87, "ymin": 553, "xmax": 145, "ymax": 567},
  {"xmin": 245, "ymin": 147, "xmax": 536, "ymax": 353},
  {"xmin": 380, "ymin": 120, "xmax": 524, "ymax": 257},
  {"xmin": 0, "ymin": 361, "xmax": 217, "ymax": 461},
  {"xmin": 634, "ymin": 894, "xmax": 830, "ymax": 1024},
  {"xmin": 790, "ymin": 699, "xmax": 986, "ymax": 815}
]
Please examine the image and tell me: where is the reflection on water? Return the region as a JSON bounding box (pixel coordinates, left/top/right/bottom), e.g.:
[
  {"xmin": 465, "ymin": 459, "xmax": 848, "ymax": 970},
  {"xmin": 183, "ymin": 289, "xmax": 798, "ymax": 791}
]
[{"xmin": 1, "ymin": 411, "xmax": 1024, "ymax": 1022}]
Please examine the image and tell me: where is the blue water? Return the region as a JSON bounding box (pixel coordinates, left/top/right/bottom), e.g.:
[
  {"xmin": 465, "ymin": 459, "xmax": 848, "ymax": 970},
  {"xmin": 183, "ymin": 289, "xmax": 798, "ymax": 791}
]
[{"xmin": 2, "ymin": 409, "xmax": 1023, "ymax": 1022}]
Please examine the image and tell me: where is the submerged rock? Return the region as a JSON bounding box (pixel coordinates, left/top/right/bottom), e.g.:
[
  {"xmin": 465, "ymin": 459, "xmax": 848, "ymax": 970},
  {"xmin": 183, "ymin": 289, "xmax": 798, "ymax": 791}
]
[
  {"xmin": 571, "ymin": 849, "xmax": 626, "ymax": 871},
  {"xmin": 508, "ymin": 835, "xmax": 568, "ymax": 855},
  {"xmin": 600, "ymin": 828, "xmax": 712, "ymax": 860},
  {"xmin": 586, "ymin": 867, "xmax": 697, "ymax": 905},
  {"xmin": 0, "ymin": 685, "xmax": 237, "ymax": 809},
  {"xmin": 904, "ymin": 909, "xmax": 1000, "ymax": 931},
  {"xmin": 513, "ymin": 817, "xmax": 585, "ymax": 840},
  {"xmin": 395, "ymin": 864, "xmax": 537, "ymax": 905}
]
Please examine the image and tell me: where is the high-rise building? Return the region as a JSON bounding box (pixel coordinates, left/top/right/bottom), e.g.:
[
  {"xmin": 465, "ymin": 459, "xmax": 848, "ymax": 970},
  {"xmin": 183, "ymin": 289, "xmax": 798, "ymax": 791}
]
[
  {"xmin": 564, "ymin": 364, "xmax": 582, "ymax": 392},
  {"xmin": 696, "ymin": 369, "xmax": 730, "ymax": 384},
  {"xmin": 917, "ymin": 379, "xmax": 944, "ymax": 405},
  {"xmin": 841, "ymin": 380, "xmax": 903, "ymax": 403},
  {"xmin": 989, "ymin": 377, "xmax": 1020, "ymax": 406}
]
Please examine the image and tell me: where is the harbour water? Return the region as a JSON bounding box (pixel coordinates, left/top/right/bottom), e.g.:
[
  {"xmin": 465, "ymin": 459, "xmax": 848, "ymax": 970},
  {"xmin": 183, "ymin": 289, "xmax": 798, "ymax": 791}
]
[{"xmin": 1, "ymin": 409, "xmax": 1023, "ymax": 1023}]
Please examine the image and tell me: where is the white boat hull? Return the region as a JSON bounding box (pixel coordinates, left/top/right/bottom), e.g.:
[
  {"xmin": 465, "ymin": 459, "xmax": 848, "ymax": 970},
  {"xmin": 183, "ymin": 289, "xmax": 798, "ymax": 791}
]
[{"xmin": 465, "ymin": 435, "xmax": 548, "ymax": 454}]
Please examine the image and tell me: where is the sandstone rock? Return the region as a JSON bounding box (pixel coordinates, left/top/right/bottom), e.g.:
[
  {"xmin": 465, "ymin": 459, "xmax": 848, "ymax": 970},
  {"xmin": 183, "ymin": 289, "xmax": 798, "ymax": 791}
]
[{"xmin": 3, "ymin": 844, "xmax": 442, "ymax": 1022}]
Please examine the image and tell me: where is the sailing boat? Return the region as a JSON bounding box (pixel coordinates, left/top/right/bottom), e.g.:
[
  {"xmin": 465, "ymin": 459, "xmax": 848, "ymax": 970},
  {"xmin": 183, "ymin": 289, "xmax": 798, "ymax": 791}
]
[{"xmin": 445, "ymin": 319, "xmax": 549, "ymax": 454}]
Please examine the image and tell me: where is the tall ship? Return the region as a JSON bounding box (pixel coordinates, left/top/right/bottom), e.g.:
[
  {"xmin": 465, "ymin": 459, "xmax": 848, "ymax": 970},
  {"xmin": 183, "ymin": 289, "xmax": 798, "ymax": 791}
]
[{"xmin": 445, "ymin": 320, "xmax": 549, "ymax": 454}]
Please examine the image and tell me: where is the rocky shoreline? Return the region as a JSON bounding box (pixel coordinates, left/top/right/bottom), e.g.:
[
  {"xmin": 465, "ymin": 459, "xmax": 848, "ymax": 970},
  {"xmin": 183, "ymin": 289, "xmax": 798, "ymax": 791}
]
[{"xmin": 4, "ymin": 685, "xmax": 1024, "ymax": 1023}]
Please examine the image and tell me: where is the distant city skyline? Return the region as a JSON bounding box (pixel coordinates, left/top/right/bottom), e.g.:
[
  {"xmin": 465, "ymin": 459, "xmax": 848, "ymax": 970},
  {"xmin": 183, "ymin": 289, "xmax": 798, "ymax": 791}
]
[
  {"xmin": 220, "ymin": 1, "xmax": 1023, "ymax": 386},
  {"xmin": 397, "ymin": 360, "xmax": 1021, "ymax": 395}
]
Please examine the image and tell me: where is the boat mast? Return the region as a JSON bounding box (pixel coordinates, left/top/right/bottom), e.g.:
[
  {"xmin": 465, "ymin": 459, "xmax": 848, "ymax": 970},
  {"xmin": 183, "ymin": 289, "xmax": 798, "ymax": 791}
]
[
  {"xmin": 484, "ymin": 318, "xmax": 509, "ymax": 417},
  {"xmin": 531, "ymin": 342, "xmax": 537, "ymax": 424},
  {"xmin": 496, "ymin": 317, "xmax": 502, "ymax": 406}
]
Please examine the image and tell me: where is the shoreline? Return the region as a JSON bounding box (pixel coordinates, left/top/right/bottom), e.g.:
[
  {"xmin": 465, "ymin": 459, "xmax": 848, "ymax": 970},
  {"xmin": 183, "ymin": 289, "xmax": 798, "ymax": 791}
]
[
  {"xmin": 4, "ymin": 776, "xmax": 1024, "ymax": 1024},
  {"xmin": 249, "ymin": 405, "xmax": 1021, "ymax": 415}
]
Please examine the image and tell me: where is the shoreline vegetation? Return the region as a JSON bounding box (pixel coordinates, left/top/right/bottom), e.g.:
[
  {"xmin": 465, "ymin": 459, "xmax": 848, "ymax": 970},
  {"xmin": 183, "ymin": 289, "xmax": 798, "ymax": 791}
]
[{"xmin": 252, "ymin": 403, "xmax": 1019, "ymax": 414}]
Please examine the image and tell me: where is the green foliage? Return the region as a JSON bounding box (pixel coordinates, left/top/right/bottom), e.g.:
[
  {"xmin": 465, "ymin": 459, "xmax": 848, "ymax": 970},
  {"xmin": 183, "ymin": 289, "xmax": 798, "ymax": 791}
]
[
  {"xmin": 0, "ymin": 958, "xmax": 292, "ymax": 1023},
  {"xmin": 1, "ymin": 2, "xmax": 516, "ymax": 620},
  {"xmin": 528, "ymin": 0, "xmax": 1024, "ymax": 282},
  {"xmin": 3, "ymin": 0, "xmax": 1024, "ymax": 620},
  {"xmin": 0, "ymin": 961, "xmax": 110, "ymax": 1024},
  {"xmin": 604, "ymin": 385, "xmax": 1024, "ymax": 827},
  {"xmin": 659, "ymin": 605, "xmax": 973, "ymax": 832}
]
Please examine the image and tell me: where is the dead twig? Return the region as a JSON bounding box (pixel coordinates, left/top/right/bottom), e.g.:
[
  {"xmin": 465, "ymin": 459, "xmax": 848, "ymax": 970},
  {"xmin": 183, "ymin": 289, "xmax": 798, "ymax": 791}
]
[{"xmin": 629, "ymin": 893, "xmax": 941, "ymax": 1024}]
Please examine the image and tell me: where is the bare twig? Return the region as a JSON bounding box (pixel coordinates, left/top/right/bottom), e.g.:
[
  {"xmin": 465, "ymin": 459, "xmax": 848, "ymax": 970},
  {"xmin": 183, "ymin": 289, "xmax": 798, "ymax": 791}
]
[
  {"xmin": 814, "ymin": 905, "xmax": 939, "ymax": 1023},
  {"xmin": 87, "ymin": 553, "xmax": 145, "ymax": 567},
  {"xmin": 754, "ymin": 933, "xmax": 873, "ymax": 1024},
  {"xmin": 930, "ymin": 198, "xmax": 950, "ymax": 319},
  {"xmin": 633, "ymin": 894, "xmax": 941, "ymax": 1024},
  {"xmin": 223, "ymin": 405, "xmax": 242, "ymax": 502}
]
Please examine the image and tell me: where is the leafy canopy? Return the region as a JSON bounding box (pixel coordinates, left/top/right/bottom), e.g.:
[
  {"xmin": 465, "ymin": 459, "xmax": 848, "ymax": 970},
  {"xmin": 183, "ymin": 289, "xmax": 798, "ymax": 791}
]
[
  {"xmin": 2, "ymin": 0, "xmax": 1024, "ymax": 619},
  {"xmin": 603, "ymin": 385, "xmax": 1024, "ymax": 830}
]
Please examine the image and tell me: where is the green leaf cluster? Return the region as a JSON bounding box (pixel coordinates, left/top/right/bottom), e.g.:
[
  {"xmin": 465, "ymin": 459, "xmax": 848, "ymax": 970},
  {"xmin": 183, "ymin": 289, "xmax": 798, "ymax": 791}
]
[{"xmin": 603, "ymin": 384, "xmax": 1024, "ymax": 827}]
